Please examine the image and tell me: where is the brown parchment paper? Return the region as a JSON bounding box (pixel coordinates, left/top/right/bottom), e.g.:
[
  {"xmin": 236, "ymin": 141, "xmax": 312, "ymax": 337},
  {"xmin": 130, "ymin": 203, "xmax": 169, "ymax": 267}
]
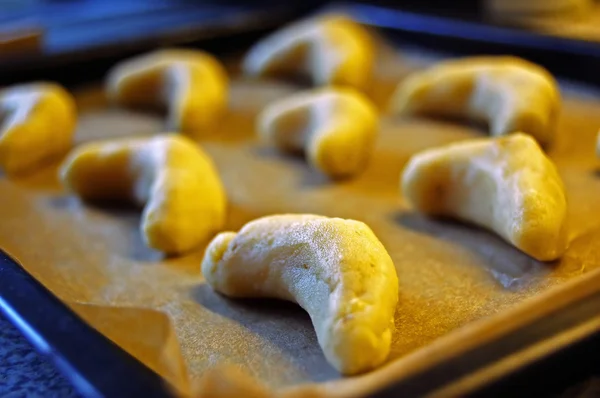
[{"xmin": 1, "ymin": 47, "xmax": 600, "ymax": 396}]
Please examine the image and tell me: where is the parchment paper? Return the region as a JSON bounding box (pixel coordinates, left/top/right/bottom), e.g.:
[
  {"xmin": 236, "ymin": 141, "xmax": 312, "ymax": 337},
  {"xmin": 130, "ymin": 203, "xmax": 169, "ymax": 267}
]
[{"xmin": 1, "ymin": 48, "xmax": 600, "ymax": 395}]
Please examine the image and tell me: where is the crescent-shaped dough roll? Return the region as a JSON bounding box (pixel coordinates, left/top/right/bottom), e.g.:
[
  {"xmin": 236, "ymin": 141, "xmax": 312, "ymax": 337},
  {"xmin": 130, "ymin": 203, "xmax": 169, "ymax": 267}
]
[
  {"xmin": 0, "ymin": 83, "xmax": 76, "ymax": 175},
  {"xmin": 106, "ymin": 49, "xmax": 228, "ymax": 137},
  {"xmin": 60, "ymin": 134, "xmax": 227, "ymax": 254},
  {"xmin": 389, "ymin": 57, "xmax": 560, "ymax": 146},
  {"xmin": 243, "ymin": 15, "xmax": 375, "ymax": 90},
  {"xmin": 258, "ymin": 87, "xmax": 378, "ymax": 178},
  {"xmin": 201, "ymin": 214, "xmax": 398, "ymax": 375},
  {"xmin": 401, "ymin": 133, "xmax": 568, "ymax": 261}
]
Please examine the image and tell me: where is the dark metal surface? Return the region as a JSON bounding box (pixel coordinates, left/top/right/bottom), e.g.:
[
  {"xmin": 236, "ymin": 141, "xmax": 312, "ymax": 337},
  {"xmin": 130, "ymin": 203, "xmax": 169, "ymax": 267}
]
[
  {"xmin": 0, "ymin": 1, "xmax": 319, "ymax": 85},
  {"xmin": 371, "ymin": 287, "xmax": 600, "ymax": 397},
  {"xmin": 0, "ymin": 250, "xmax": 173, "ymax": 398},
  {"xmin": 338, "ymin": 2, "xmax": 600, "ymax": 87},
  {"xmin": 469, "ymin": 334, "xmax": 600, "ymax": 398},
  {"xmin": 0, "ymin": 313, "xmax": 79, "ymax": 397}
]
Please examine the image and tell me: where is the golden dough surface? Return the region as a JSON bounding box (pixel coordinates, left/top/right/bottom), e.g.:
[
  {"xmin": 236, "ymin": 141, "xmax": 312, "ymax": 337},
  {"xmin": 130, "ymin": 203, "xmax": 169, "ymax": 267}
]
[
  {"xmin": 390, "ymin": 56, "xmax": 560, "ymax": 145},
  {"xmin": 0, "ymin": 82, "xmax": 76, "ymax": 175},
  {"xmin": 60, "ymin": 134, "xmax": 227, "ymax": 254},
  {"xmin": 202, "ymin": 214, "xmax": 398, "ymax": 375},
  {"xmin": 106, "ymin": 49, "xmax": 228, "ymax": 136},
  {"xmin": 258, "ymin": 87, "xmax": 378, "ymax": 179},
  {"xmin": 243, "ymin": 15, "xmax": 375, "ymax": 90},
  {"xmin": 402, "ymin": 133, "xmax": 568, "ymax": 261}
]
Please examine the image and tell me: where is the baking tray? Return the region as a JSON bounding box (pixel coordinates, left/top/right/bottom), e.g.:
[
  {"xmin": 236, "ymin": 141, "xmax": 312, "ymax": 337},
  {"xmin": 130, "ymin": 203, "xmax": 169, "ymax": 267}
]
[
  {"xmin": 0, "ymin": 0, "xmax": 320, "ymax": 85},
  {"xmin": 336, "ymin": 1, "xmax": 600, "ymax": 87},
  {"xmin": 4, "ymin": 0, "xmax": 600, "ymax": 86},
  {"xmin": 0, "ymin": 249, "xmax": 171, "ymax": 398},
  {"xmin": 1, "ymin": 248, "xmax": 599, "ymax": 397},
  {"xmin": 1, "ymin": 2, "xmax": 600, "ymax": 397}
]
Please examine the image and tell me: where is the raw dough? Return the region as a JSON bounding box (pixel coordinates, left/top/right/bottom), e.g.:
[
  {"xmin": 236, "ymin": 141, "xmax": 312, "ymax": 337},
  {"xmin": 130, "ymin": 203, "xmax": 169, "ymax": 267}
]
[
  {"xmin": 389, "ymin": 56, "xmax": 560, "ymax": 146},
  {"xmin": 486, "ymin": 0, "xmax": 592, "ymax": 18},
  {"xmin": 258, "ymin": 87, "xmax": 378, "ymax": 179},
  {"xmin": 106, "ymin": 49, "xmax": 228, "ymax": 137},
  {"xmin": 243, "ymin": 15, "xmax": 375, "ymax": 90},
  {"xmin": 201, "ymin": 214, "xmax": 399, "ymax": 375},
  {"xmin": 60, "ymin": 134, "xmax": 227, "ymax": 254},
  {"xmin": 0, "ymin": 82, "xmax": 76, "ymax": 175},
  {"xmin": 401, "ymin": 133, "xmax": 568, "ymax": 261}
]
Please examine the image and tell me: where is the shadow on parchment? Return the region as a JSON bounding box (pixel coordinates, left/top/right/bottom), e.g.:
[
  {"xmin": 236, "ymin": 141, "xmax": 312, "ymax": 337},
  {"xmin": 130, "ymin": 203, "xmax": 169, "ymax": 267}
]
[
  {"xmin": 388, "ymin": 112, "xmax": 489, "ymax": 136},
  {"xmin": 342, "ymin": 149, "xmax": 411, "ymax": 197},
  {"xmin": 7, "ymin": 160, "xmax": 64, "ymax": 192},
  {"xmin": 46, "ymin": 195, "xmax": 269, "ymax": 266},
  {"xmin": 253, "ymin": 146, "xmax": 331, "ymax": 189},
  {"xmin": 46, "ymin": 195, "xmax": 164, "ymax": 263},
  {"xmin": 191, "ymin": 284, "xmax": 339, "ymax": 382},
  {"xmin": 394, "ymin": 211, "xmax": 556, "ymax": 290},
  {"xmin": 199, "ymin": 110, "xmax": 257, "ymax": 144}
]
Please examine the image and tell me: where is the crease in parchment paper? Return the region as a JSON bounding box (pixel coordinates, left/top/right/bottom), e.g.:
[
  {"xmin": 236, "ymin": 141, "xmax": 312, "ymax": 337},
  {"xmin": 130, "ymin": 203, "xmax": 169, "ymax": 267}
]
[{"xmin": 68, "ymin": 303, "xmax": 190, "ymax": 394}]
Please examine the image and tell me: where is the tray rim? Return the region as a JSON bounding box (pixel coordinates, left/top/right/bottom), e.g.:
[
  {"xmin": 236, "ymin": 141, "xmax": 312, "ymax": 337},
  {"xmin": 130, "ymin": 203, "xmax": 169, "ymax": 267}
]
[
  {"xmin": 1, "ymin": 246, "xmax": 598, "ymax": 397},
  {"xmin": 282, "ymin": 266, "xmax": 600, "ymax": 397},
  {"xmin": 0, "ymin": 249, "xmax": 174, "ymax": 398},
  {"xmin": 2, "ymin": 1, "xmax": 600, "ymax": 396}
]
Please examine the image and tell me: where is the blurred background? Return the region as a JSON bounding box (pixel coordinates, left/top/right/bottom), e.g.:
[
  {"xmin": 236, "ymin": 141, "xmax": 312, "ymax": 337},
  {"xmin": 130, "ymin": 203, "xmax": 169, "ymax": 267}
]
[{"xmin": 2, "ymin": 0, "xmax": 600, "ymax": 85}]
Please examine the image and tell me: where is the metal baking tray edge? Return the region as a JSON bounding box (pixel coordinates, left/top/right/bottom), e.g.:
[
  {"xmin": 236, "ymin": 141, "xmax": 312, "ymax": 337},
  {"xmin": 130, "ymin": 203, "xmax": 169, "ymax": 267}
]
[
  {"xmin": 1, "ymin": 248, "xmax": 599, "ymax": 397},
  {"xmin": 1, "ymin": 2, "xmax": 600, "ymax": 397}
]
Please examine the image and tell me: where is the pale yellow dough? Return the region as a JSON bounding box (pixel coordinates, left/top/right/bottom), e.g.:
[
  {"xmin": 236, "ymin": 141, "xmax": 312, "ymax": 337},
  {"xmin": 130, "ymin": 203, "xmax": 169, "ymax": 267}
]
[
  {"xmin": 243, "ymin": 15, "xmax": 375, "ymax": 90},
  {"xmin": 60, "ymin": 134, "xmax": 227, "ymax": 254},
  {"xmin": 486, "ymin": 0, "xmax": 592, "ymax": 17},
  {"xmin": 0, "ymin": 82, "xmax": 76, "ymax": 175},
  {"xmin": 106, "ymin": 49, "xmax": 228, "ymax": 137},
  {"xmin": 201, "ymin": 214, "xmax": 399, "ymax": 375},
  {"xmin": 401, "ymin": 133, "xmax": 568, "ymax": 261},
  {"xmin": 390, "ymin": 56, "xmax": 560, "ymax": 146},
  {"xmin": 258, "ymin": 87, "xmax": 378, "ymax": 178}
]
